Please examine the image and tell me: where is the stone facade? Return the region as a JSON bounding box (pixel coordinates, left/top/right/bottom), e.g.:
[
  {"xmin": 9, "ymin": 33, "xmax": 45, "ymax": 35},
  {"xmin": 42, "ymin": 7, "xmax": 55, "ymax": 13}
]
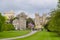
[
  {"xmin": 35, "ymin": 13, "xmax": 47, "ymax": 29},
  {"xmin": 4, "ymin": 10, "xmax": 48, "ymax": 30},
  {"xmin": 13, "ymin": 12, "xmax": 27, "ymax": 30},
  {"xmin": 35, "ymin": 13, "xmax": 43, "ymax": 29},
  {"xmin": 13, "ymin": 19, "xmax": 19, "ymax": 30}
]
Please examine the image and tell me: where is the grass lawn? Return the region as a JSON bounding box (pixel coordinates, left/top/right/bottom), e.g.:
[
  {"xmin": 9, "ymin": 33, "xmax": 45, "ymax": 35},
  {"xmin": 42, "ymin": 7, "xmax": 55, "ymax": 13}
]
[
  {"xmin": 0, "ymin": 30, "xmax": 30, "ymax": 39},
  {"xmin": 16, "ymin": 31, "xmax": 60, "ymax": 40}
]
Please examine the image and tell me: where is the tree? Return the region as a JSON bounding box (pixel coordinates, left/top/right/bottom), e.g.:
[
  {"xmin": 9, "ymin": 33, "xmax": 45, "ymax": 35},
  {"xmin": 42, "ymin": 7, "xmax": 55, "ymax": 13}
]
[
  {"xmin": 1, "ymin": 23, "xmax": 15, "ymax": 31},
  {"xmin": 0, "ymin": 13, "xmax": 5, "ymax": 32},
  {"xmin": 47, "ymin": 0, "xmax": 60, "ymax": 34},
  {"xmin": 26, "ymin": 18, "xmax": 35, "ymax": 28}
]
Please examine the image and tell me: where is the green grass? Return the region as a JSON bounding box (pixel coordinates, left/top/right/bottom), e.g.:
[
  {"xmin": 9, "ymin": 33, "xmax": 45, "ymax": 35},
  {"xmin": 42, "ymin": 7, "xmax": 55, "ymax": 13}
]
[
  {"xmin": 16, "ymin": 31, "xmax": 60, "ymax": 40},
  {"xmin": 0, "ymin": 30, "xmax": 30, "ymax": 39}
]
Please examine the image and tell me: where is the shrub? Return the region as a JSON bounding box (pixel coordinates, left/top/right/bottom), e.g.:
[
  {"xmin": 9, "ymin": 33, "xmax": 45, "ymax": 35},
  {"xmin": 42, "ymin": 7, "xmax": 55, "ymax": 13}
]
[{"xmin": 1, "ymin": 23, "xmax": 15, "ymax": 31}]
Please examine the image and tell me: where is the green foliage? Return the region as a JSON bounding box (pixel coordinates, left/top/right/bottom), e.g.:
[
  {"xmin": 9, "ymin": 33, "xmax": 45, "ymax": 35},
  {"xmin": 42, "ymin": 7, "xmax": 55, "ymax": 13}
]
[
  {"xmin": 1, "ymin": 23, "xmax": 15, "ymax": 31},
  {"xmin": 44, "ymin": 21, "xmax": 51, "ymax": 32},
  {"xmin": 48, "ymin": 10, "xmax": 60, "ymax": 32},
  {"xmin": 0, "ymin": 13, "xmax": 5, "ymax": 32},
  {"xmin": 7, "ymin": 23, "xmax": 15, "ymax": 31},
  {"xmin": 47, "ymin": 0, "xmax": 60, "ymax": 34},
  {"xmin": 58, "ymin": 0, "xmax": 60, "ymax": 8},
  {"xmin": 0, "ymin": 13, "xmax": 15, "ymax": 32}
]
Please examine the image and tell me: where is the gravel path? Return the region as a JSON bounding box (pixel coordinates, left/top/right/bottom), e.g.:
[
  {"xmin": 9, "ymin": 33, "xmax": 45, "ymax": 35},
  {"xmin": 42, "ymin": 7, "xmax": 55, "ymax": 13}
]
[{"xmin": 0, "ymin": 31, "xmax": 37, "ymax": 40}]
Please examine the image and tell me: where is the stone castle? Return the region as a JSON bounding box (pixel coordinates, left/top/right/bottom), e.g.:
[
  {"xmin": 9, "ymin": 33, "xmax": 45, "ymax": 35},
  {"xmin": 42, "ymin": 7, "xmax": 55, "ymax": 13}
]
[
  {"xmin": 13, "ymin": 12, "xmax": 27, "ymax": 30},
  {"xmin": 4, "ymin": 10, "xmax": 49, "ymax": 30}
]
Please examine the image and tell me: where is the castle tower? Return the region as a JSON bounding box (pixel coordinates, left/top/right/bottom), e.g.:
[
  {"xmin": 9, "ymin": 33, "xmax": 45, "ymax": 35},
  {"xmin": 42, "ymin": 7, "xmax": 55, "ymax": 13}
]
[
  {"xmin": 16, "ymin": 12, "xmax": 27, "ymax": 30},
  {"xmin": 35, "ymin": 13, "xmax": 42, "ymax": 29}
]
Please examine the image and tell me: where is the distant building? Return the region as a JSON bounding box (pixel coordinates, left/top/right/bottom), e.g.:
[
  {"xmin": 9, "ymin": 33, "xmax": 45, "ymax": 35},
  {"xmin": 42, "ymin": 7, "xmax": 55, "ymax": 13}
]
[
  {"xmin": 13, "ymin": 12, "xmax": 27, "ymax": 30},
  {"xmin": 35, "ymin": 13, "xmax": 43, "ymax": 29},
  {"xmin": 4, "ymin": 10, "xmax": 49, "ymax": 30},
  {"xmin": 35, "ymin": 13, "xmax": 49, "ymax": 30}
]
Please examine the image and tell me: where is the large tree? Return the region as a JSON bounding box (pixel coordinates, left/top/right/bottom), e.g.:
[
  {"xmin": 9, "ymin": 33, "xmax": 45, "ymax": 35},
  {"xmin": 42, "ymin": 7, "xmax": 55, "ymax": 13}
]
[
  {"xmin": 0, "ymin": 13, "xmax": 5, "ymax": 32},
  {"xmin": 47, "ymin": 0, "xmax": 60, "ymax": 34}
]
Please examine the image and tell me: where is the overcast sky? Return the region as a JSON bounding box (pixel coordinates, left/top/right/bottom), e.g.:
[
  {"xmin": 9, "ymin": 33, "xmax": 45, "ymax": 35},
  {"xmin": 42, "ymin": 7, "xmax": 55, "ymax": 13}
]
[{"xmin": 0, "ymin": 0, "xmax": 58, "ymax": 18}]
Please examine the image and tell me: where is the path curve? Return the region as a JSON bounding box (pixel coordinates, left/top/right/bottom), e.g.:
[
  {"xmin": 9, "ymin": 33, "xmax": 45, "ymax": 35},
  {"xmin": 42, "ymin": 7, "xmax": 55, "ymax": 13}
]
[{"xmin": 0, "ymin": 31, "xmax": 37, "ymax": 40}]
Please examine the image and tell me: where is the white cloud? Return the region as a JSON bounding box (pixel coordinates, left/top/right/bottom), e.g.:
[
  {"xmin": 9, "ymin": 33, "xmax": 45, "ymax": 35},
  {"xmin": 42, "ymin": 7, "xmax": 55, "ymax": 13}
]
[{"xmin": 0, "ymin": 0, "xmax": 58, "ymax": 18}]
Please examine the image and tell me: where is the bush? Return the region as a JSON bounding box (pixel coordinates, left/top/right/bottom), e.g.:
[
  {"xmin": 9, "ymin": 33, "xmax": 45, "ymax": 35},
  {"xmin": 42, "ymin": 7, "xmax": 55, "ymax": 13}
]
[
  {"xmin": 44, "ymin": 21, "xmax": 51, "ymax": 32},
  {"xmin": 1, "ymin": 23, "xmax": 15, "ymax": 31},
  {"xmin": 7, "ymin": 23, "xmax": 15, "ymax": 31}
]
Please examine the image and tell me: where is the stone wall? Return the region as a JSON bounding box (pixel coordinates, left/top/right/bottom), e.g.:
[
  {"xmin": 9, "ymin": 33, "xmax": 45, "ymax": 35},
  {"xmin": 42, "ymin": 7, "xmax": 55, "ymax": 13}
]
[
  {"xmin": 13, "ymin": 12, "xmax": 27, "ymax": 30},
  {"xmin": 35, "ymin": 13, "xmax": 47, "ymax": 29},
  {"xmin": 35, "ymin": 13, "xmax": 43, "ymax": 29}
]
